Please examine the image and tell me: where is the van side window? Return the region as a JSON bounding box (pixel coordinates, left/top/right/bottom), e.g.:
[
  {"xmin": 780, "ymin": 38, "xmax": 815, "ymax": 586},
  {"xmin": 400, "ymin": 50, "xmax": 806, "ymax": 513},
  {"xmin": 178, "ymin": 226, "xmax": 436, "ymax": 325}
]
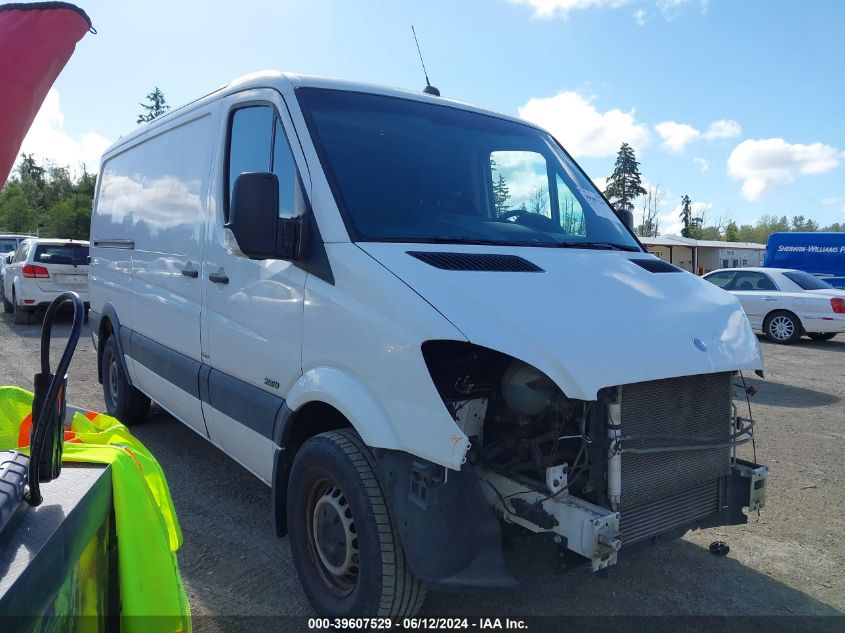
[
  {"xmin": 227, "ymin": 105, "xmax": 273, "ymax": 220},
  {"xmin": 555, "ymin": 173, "xmax": 586, "ymax": 236},
  {"xmin": 272, "ymin": 118, "xmax": 298, "ymax": 219}
]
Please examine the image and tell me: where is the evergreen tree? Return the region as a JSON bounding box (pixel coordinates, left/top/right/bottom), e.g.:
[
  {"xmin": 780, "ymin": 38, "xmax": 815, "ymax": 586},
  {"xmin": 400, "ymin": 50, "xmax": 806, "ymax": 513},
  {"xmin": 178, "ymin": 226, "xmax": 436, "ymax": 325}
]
[
  {"xmin": 492, "ymin": 173, "xmax": 511, "ymax": 214},
  {"xmin": 679, "ymin": 194, "xmax": 693, "ymax": 237},
  {"xmin": 725, "ymin": 221, "xmax": 739, "ymax": 242},
  {"xmin": 604, "ymin": 142, "xmax": 647, "ymax": 213},
  {"xmin": 137, "ymin": 87, "xmax": 170, "ymax": 124}
]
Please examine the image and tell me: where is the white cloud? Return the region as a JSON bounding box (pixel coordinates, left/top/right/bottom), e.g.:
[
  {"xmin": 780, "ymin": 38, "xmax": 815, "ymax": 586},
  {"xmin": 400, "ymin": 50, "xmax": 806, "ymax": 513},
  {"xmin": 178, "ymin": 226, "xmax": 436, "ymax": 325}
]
[
  {"xmin": 673, "ymin": 200, "xmax": 713, "ymax": 217},
  {"xmin": 657, "ymin": 0, "xmax": 707, "ymax": 18},
  {"xmin": 655, "ymin": 118, "xmax": 743, "ymax": 153},
  {"xmin": 703, "ymin": 119, "xmax": 742, "ymax": 140},
  {"xmin": 694, "ymin": 157, "xmax": 710, "ymax": 172},
  {"xmin": 654, "ymin": 121, "xmax": 701, "ymax": 153},
  {"xmin": 518, "ymin": 91, "xmax": 650, "ymax": 158},
  {"xmin": 727, "ymin": 138, "xmax": 841, "ymax": 201},
  {"xmin": 821, "ymin": 196, "xmax": 845, "ymax": 213},
  {"xmin": 509, "ymin": 0, "xmax": 704, "ymax": 20},
  {"xmin": 17, "ymin": 89, "xmax": 110, "ymax": 174},
  {"xmin": 507, "ymin": 0, "xmax": 631, "ymax": 19},
  {"xmin": 658, "ymin": 211, "xmax": 684, "ymax": 236}
]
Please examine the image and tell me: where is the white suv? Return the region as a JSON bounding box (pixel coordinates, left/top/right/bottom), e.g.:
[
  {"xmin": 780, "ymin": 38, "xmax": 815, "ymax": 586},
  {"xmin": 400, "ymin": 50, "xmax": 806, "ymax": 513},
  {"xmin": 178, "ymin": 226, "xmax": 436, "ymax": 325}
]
[{"xmin": 2, "ymin": 238, "xmax": 90, "ymax": 324}]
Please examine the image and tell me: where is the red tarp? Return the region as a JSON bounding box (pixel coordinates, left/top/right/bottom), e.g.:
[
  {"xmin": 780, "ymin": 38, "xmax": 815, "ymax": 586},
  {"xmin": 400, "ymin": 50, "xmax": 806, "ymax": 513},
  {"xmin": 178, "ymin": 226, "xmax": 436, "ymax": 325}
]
[{"xmin": 0, "ymin": 2, "xmax": 92, "ymax": 187}]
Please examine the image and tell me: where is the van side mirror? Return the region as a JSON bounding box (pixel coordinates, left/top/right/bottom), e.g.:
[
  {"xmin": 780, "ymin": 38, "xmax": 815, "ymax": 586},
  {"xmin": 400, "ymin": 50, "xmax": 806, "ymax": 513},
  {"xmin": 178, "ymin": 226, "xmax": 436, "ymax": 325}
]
[
  {"xmin": 227, "ymin": 172, "xmax": 298, "ymax": 260},
  {"xmin": 619, "ymin": 208, "xmax": 634, "ymax": 231},
  {"xmin": 4, "ymin": 255, "xmax": 10, "ymax": 265}
]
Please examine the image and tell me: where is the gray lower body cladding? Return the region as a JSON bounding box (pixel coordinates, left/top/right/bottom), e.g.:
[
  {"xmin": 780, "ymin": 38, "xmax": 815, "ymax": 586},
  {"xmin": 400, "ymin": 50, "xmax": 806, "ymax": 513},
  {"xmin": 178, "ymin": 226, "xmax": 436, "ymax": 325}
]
[{"xmin": 619, "ymin": 372, "xmax": 733, "ymax": 544}]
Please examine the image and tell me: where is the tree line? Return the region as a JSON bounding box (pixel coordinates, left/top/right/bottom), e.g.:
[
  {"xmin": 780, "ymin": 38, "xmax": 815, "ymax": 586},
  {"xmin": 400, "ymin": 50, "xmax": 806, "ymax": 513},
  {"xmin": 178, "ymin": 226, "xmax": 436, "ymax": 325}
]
[{"xmin": 602, "ymin": 142, "xmax": 843, "ymax": 243}]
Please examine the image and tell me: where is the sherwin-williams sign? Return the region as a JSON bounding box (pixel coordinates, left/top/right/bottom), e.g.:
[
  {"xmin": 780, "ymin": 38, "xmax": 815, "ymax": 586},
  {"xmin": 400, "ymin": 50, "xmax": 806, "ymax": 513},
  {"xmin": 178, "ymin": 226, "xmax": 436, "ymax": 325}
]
[
  {"xmin": 766, "ymin": 232, "xmax": 845, "ymax": 288},
  {"xmin": 776, "ymin": 245, "xmax": 845, "ymax": 254}
]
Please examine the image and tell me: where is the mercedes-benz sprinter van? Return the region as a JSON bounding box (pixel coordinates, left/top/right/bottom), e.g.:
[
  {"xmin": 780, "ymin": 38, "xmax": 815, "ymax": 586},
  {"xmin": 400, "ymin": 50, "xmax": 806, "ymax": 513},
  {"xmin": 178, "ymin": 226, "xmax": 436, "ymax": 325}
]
[{"xmin": 89, "ymin": 71, "xmax": 768, "ymax": 617}]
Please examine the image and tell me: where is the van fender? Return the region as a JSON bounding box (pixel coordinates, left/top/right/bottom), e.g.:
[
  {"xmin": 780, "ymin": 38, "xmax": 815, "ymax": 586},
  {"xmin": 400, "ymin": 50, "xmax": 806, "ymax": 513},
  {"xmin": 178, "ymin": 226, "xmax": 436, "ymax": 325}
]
[
  {"xmin": 271, "ymin": 366, "xmax": 400, "ymax": 536},
  {"xmin": 283, "ymin": 366, "xmax": 400, "ymax": 451},
  {"xmin": 94, "ymin": 302, "xmax": 133, "ymax": 387}
]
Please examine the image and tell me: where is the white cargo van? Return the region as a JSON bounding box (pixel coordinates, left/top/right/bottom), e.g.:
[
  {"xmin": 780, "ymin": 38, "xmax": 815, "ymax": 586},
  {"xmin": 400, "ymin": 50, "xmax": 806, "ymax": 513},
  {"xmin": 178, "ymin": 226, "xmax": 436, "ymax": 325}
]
[{"xmin": 89, "ymin": 71, "xmax": 768, "ymax": 617}]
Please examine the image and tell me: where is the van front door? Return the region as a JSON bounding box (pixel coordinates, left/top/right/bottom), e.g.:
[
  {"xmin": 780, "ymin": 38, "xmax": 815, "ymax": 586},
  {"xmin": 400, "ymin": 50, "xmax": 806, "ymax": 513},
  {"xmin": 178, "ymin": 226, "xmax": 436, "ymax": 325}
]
[{"xmin": 200, "ymin": 90, "xmax": 308, "ymax": 484}]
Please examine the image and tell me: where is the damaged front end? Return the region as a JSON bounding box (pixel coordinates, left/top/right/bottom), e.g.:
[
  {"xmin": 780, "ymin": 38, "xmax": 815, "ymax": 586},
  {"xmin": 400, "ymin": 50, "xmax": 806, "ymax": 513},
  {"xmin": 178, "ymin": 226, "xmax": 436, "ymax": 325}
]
[{"xmin": 386, "ymin": 341, "xmax": 768, "ymax": 585}]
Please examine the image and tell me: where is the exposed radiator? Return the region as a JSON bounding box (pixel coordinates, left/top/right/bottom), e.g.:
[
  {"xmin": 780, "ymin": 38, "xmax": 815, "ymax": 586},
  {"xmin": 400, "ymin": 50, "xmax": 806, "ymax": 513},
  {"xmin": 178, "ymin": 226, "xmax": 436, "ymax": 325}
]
[
  {"xmin": 619, "ymin": 479, "xmax": 722, "ymax": 544},
  {"xmin": 618, "ymin": 372, "xmax": 732, "ymax": 543}
]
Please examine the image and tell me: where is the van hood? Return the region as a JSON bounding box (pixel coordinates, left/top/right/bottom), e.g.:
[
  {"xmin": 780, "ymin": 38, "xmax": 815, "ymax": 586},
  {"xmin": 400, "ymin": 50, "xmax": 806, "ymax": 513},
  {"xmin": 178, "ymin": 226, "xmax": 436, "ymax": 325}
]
[{"xmin": 360, "ymin": 243, "xmax": 763, "ymax": 400}]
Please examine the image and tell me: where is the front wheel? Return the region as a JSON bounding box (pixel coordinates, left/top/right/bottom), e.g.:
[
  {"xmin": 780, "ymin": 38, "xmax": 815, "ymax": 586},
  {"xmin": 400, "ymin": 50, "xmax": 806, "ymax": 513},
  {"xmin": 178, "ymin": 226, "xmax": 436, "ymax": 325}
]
[
  {"xmin": 763, "ymin": 311, "xmax": 802, "ymax": 344},
  {"xmin": 101, "ymin": 335, "xmax": 150, "ymax": 425},
  {"xmin": 287, "ymin": 429, "xmax": 426, "ymax": 618},
  {"xmin": 808, "ymin": 332, "xmax": 837, "ymax": 341}
]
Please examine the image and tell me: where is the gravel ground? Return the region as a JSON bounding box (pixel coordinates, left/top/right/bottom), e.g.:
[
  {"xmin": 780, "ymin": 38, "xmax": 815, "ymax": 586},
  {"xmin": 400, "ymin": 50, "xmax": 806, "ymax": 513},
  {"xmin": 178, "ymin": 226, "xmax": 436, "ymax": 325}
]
[{"xmin": 1, "ymin": 310, "xmax": 842, "ymax": 625}]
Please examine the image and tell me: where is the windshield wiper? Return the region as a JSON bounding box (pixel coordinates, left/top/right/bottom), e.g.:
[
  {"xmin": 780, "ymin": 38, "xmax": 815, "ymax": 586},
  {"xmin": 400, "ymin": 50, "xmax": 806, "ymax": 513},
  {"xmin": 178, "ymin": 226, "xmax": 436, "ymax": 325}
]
[{"xmin": 553, "ymin": 241, "xmax": 640, "ymax": 252}]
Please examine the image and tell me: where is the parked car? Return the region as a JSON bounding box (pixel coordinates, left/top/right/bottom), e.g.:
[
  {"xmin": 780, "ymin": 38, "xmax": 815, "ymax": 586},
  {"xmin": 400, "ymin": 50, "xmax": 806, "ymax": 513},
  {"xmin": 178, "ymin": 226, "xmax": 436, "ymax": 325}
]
[
  {"xmin": 0, "ymin": 234, "xmax": 33, "ymax": 295},
  {"xmin": 2, "ymin": 238, "xmax": 90, "ymax": 324},
  {"xmin": 88, "ymin": 71, "xmax": 768, "ymax": 618},
  {"xmin": 703, "ymin": 267, "xmax": 845, "ymax": 344}
]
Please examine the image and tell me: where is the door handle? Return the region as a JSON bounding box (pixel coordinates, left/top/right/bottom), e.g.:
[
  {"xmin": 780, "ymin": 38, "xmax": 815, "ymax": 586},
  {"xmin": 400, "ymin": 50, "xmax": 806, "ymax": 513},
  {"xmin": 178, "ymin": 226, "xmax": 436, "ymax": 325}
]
[
  {"xmin": 208, "ymin": 271, "xmax": 229, "ymax": 285},
  {"xmin": 763, "ymin": 297, "xmax": 778, "ymax": 301},
  {"xmin": 181, "ymin": 268, "xmax": 198, "ymax": 278}
]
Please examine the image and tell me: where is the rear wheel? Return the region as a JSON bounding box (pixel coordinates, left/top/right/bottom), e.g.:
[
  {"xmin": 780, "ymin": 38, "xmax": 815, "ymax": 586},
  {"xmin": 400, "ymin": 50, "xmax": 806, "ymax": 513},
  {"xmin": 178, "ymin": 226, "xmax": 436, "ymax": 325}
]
[
  {"xmin": 287, "ymin": 429, "xmax": 425, "ymax": 618},
  {"xmin": 763, "ymin": 311, "xmax": 801, "ymax": 344},
  {"xmin": 12, "ymin": 289, "xmax": 31, "ymax": 325},
  {"xmin": 101, "ymin": 335, "xmax": 150, "ymax": 425},
  {"xmin": 808, "ymin": 332, "xmax": 837, "ymax": 341}
]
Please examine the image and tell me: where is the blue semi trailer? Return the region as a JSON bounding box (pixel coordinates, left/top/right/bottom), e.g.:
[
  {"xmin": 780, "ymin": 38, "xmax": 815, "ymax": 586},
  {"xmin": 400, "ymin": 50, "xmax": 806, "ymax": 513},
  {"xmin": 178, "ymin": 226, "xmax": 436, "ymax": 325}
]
[{"xmin": 765, "ymin": 232, "xmax": 845, "ymax": 289}]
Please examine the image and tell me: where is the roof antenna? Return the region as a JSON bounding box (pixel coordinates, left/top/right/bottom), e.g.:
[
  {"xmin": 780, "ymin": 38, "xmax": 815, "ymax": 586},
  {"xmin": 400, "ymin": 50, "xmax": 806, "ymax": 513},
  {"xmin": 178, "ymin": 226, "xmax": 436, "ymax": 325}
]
[{"xmin": 411, "ymin": 25, "xmax": 440, "ymax": 96}]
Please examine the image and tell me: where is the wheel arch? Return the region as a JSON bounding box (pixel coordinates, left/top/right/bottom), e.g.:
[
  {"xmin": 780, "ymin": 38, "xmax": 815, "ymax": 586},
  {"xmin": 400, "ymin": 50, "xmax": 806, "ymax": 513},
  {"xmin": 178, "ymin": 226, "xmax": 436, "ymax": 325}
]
[
  {"xmin": 271, "ymin": 366, "xmax": 406, "ymax": 536},
  {"xmin": 763, "ymin": 308, "xmax": 804, "ymax": 332},
  {"xmin": 95, "ymin": 303, "xmax": 132, "ymax": 386},
  {"xmin": 271, "ymin": 399, "xmax": 352, "ymax": 536}
]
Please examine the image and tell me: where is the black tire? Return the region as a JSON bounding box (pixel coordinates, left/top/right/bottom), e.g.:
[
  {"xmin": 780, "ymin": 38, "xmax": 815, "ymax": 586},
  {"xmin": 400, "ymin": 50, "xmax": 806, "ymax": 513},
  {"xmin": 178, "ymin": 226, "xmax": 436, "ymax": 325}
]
[
  {"xmin": 101, "ymin": 335, "xmax": 150, "ymax": 425},
  {"xmin": 763, "ymin": 311, "xmax": 802, "ymax": 345},
  {"xmin": 12, "ymin": 289, "xmax": 31, "ymax": 325},
  {"xmin": 808, "ymin": 332, "xmax": 837, "ymax": 341},
  {"xmin": 2, "ymin": 284, "xmax": 11, "ymax": 313},
  {"xmin": 287, "ymin": 429, "xmax": 425, "ymax": 618}
]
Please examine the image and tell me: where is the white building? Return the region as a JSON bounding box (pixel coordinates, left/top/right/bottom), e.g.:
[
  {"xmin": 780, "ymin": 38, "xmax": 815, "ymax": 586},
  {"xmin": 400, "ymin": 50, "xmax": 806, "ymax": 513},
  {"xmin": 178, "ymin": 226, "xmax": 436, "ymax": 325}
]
[{"xmin": 639, "ymin": 235, "xmax": 765, "ymax": 275}]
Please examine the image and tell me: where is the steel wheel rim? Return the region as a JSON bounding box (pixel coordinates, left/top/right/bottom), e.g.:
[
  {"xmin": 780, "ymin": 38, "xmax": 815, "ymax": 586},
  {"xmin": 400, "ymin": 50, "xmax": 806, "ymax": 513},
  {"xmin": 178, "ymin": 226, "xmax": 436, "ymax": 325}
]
[
  {"xmin": 306, "ymin": 478, "xmax": 359, "ymax": 596},
  {"xmin": 769, "ymin": 315, "xmax": 794, "ymax": 340},
  {"xmin": 108, "ymin": 358, "xmax": 120, "ymax": 405}
]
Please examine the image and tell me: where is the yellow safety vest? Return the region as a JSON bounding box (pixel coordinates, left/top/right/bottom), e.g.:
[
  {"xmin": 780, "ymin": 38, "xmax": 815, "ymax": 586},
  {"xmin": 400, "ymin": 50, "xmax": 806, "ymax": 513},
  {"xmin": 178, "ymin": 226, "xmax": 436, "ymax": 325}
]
[{"xmin": 0, "ymin": 386, "xmax": 191, "ymax": 633}]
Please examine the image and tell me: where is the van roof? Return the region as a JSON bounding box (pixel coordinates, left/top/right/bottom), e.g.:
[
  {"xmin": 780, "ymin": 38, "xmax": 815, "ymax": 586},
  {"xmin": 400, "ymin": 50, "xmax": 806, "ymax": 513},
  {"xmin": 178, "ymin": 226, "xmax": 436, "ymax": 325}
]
[{"xmin": 103, "ymin": 70, "xmax": 542, "ymax": 157}]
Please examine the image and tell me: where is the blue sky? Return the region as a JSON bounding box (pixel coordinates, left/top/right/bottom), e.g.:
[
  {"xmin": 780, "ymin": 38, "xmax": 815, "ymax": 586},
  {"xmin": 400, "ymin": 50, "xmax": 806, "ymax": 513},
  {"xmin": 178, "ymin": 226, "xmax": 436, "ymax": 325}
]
[{"xmin": 20, "ymin": 0, "xmax": 845, "ymax": 234}]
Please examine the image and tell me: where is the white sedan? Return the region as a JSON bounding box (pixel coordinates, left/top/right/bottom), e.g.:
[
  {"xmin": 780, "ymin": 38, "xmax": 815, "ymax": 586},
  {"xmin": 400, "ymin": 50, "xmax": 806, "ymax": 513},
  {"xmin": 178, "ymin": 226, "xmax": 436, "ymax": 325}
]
[{"xmin": 703, "ymin": 267, "xmax": 845, "ymax": 344}]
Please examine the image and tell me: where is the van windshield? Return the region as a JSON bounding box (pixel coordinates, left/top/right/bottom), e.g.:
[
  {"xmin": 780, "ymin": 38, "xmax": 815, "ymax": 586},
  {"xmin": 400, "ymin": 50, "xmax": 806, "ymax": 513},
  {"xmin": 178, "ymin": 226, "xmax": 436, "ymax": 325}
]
[{"xmin": 297, "ymin": 88, "xmax": 640, "ymax": 251}]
